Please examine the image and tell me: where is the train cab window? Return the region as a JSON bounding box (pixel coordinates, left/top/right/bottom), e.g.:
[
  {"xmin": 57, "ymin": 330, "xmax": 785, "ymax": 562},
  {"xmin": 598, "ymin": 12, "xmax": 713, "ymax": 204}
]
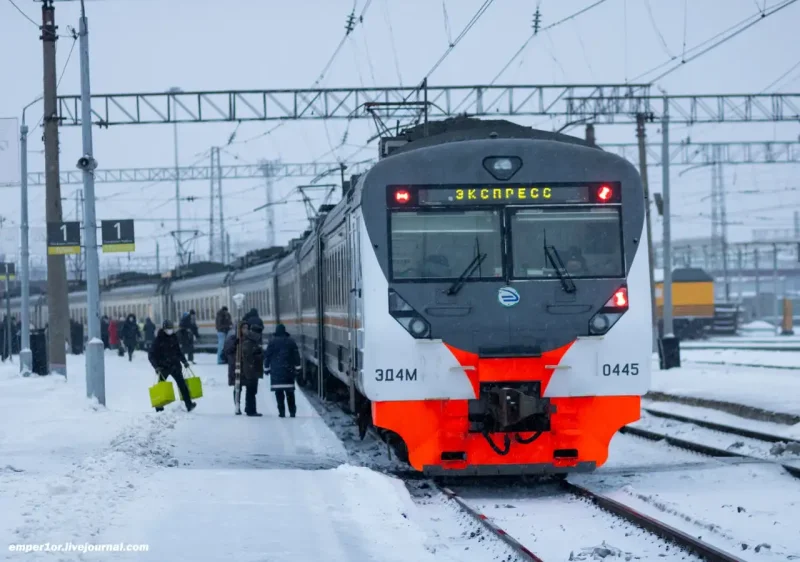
[
  {"xmin": 390, "ymin": 210, "xmax": 503, "ymax": 281},
  {"xmin": 510, "ymin": 208, "xmax": 624, "ymax": 279}
]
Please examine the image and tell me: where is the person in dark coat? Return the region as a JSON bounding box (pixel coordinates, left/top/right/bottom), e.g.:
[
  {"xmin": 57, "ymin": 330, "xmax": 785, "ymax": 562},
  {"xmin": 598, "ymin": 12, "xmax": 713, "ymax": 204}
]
[
  {"xmin": 121, "ymin": 314, "xmax": 141, "ymax": 361},
  {"xmin": 242, "ymin": 308, "xmax": 264, "ymax": 332},
  {"xmin": 143, "ymin": 318, "xmax": 156, "ymax": 351},
  {"xmin": 178, "ymin": 310, "xmax": 199, "ymax": 364},
  {"xmin": 224, "ymin": 322, "xmax": 244, "ymax": 415},
  {"xmin": 148, "ymin": 319, "xmax": 196, "ymax": 412},
  {"xmin": 264, "ymin": 323, "xmax": 301, "ymax": 418},
  {"xmin": 241, "ymin": 322, "xmax": 264, "ymax": 416},
  {"xmin": 101, "ymin": 316, "xmax": 110, "ymax": 349},
  {"xmin": 215, "ymin": 306, "xmax": 233, "ymax": 364}
]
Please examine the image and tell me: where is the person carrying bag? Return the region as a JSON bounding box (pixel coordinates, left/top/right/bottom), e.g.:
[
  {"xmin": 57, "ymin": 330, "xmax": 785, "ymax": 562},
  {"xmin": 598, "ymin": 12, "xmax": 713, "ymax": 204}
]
[{"xmin": 148, "ymin": 319, "xmax": 196, "ymax": 413}]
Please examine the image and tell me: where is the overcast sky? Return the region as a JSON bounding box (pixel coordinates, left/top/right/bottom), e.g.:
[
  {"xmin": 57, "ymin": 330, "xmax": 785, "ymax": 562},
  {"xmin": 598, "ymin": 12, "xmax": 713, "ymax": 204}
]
[{"xmin": 1, "ymin": 0, "xmax": 798, "ymax": 273}]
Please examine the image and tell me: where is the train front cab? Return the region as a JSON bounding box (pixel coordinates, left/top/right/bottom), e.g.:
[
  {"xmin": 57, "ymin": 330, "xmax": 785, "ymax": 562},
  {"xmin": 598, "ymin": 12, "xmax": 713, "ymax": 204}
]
[{"xmin": 359, "ymin": 138, "xmax": 652, "ymax": 476}]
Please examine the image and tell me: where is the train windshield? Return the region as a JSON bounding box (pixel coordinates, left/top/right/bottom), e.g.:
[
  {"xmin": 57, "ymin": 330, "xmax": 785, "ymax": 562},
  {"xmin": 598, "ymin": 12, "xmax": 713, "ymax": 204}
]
[
  {"xmin": 390, "ymin": 210, "xmax": 503, "ymax": 280},
  {"xmin": 510, "ymin": 207, "xmax": 624, "ymax": 279}
]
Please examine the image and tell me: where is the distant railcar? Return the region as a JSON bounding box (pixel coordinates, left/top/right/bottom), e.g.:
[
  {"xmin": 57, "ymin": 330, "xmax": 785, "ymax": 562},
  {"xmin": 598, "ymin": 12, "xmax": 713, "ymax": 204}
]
[{"xmin": 655, "ymin": 267, "xmax": 715, "ymax": 339}]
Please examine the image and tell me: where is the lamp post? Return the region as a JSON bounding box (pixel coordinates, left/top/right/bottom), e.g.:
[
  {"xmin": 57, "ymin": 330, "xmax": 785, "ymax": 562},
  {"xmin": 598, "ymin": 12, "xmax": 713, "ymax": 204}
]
[
  {"xmin": 19, "ymin": 96, "xmax": 43, "ymax": 376},
  {"xmin": 169, "ymin": 86, "xmax": 182, "ymax": 253}
]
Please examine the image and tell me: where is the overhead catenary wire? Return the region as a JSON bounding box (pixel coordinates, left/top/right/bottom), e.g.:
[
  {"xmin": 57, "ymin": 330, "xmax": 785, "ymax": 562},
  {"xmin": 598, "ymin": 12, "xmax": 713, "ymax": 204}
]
[
  {"xmin": 632, "ymin": 0, "xmax": 800, "ymax": 83},
  {"xmin": 644, "ymin": 0, "xmax": 675, "ymax": 59},
  {"xmin": 419, "ymin": 0, "xmax": 496, "ymax": 84},
  {"xmin": 5, "ymin": 0, "xmax": 38, "ymax": 26},
  {"xmin": 490, "ymin": 0, "xmax": 610, "ymax": 85},
  {"xmin": 380, "ymin": 0, "xmax": 403, "ymax": 85}
]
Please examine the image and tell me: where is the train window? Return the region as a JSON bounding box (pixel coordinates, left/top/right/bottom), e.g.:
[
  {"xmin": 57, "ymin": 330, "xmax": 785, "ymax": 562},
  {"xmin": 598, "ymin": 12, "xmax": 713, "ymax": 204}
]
[
  {"xmin": 510, "ymin": 208, "xmax": 624, "ymax": 279},
  {"xmin": 390, "ymin": 210, "xmax": 503, "ymax": 281}
]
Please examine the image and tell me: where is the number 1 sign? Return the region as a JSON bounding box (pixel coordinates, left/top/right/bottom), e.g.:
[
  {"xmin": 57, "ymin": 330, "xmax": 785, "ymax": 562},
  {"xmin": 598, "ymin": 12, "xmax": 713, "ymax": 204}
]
[
  {"xmin": 46, "ymin": 221, "xmax": 81, "ymax": 255},
  {"xmin": 101, "ymin": 220, "xmax": 135, "ymax": 253}
]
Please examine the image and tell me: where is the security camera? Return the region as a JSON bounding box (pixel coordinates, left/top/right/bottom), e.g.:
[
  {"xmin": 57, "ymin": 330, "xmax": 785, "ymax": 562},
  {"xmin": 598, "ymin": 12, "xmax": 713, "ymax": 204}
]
[{"xmin": 76, "ymin": 156, "xmax": 98, "ymax": 170}]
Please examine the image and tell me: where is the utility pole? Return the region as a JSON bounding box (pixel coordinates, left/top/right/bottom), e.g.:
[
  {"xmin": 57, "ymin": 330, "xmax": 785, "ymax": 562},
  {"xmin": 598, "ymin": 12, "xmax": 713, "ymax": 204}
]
[
  {"xmin": 217, "ymin": 149, "xmax": 224, "ymax": 261},
  {"xmin": 226, "ymin": 232, "xmax": 231, "ymax": 265},
  {"xmin": 262, "ymin": 161, "xmax": 276, "ymax": 247},
  {"xmin": 208, "ymin": 147, "xmax": 215, "ymax": 261},
  {"xmin": 78, "ymin": 1, "xmax": 105, "ymax": 405},
  {"xmin": 42, "ymin": 0, "xmax": 70, "ymax": 377},
  {"xmin": 636, "ymin": 113, "xmax": 658, "ymax": 352},
  {"xmin": 718, "ymin": 157, "xmax": 730, "ymax": 302},
  {"xmin": 170, "ymin": 86, "xmax": 182, "ymax": 262},
  {"xmin": 19, "ymin": 100, "xmax": 38, "ymax": 375},
  {"xmin": 660, "ymin": 95, "xmax": 679, "ymax": 368},
  {"xmin": 156, "ymin": 242, "xmax": 160, "ymax": 272}
]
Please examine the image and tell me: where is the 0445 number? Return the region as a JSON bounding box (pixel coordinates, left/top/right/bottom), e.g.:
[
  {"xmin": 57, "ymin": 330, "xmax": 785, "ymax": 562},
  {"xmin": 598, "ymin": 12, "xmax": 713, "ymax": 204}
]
[{"xmin": 602, "ymin": 363, "xmax": 639, "ymax": 376}]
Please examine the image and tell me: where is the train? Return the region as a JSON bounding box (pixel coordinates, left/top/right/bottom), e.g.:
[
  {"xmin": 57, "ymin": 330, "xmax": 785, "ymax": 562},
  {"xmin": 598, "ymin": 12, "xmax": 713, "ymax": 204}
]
[
  {"xmin": 9, "ymin": 116, "xmax": 652, "ymax": 477},
  {"xmin": 654, "ymin": 267, "xmax": 740, "ymax": 338}
]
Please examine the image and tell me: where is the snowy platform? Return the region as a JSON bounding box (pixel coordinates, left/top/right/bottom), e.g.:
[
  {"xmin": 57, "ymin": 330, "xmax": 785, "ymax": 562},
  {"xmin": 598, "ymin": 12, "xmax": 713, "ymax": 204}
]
[{"xmin": 0, "ymin": 353, "xmax": 473, "ymax": 561}]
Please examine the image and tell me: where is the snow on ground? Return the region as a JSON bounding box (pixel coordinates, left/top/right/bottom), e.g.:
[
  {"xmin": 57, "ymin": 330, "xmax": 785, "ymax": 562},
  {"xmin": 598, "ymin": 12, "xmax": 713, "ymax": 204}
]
[
  {"xmin": 0, "ymin": 352, "xmax": 518, "ymax": 562},
  {"xmin": 680, "ymin": 348, "xmax": 800, "ymax": 369},
  {"xmin": 649, "ymin": 357, "xmax": 800, "ymax": 419},
  {"xmin": 573, "ymin": 463, "xmax": 800, "ymax": 561}
]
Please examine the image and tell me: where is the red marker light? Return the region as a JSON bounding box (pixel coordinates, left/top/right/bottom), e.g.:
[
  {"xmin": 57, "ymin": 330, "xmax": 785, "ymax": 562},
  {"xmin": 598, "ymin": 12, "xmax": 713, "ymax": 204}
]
[
  {"xmin": 612, "ymin": 287, "xmax": 628, "ymax": 308},
  {"xmin": 597, "ymin": 185, "xmax": 613, "ymax": 201},
  {"xmin": 395, "ymin": 189, "xmax": 410, "ymax": 204}
]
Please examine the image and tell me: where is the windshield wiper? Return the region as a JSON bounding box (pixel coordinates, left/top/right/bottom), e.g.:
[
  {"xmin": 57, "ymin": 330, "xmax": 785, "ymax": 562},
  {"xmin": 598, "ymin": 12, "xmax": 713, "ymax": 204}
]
[
  {"xmin": 446, "ymin": 252, "xmax": 487, "ymax": 295},
  {"xmin": 544, "ymin": 245, "xmax": 577, "ymax": 294}
]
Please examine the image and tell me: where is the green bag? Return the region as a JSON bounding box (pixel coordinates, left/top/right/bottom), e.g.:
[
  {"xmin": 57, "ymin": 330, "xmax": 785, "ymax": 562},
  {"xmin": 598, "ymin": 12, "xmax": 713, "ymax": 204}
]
[{"xmin": 185, "ymin": 368, "xmax": 203, "ymax": 399}]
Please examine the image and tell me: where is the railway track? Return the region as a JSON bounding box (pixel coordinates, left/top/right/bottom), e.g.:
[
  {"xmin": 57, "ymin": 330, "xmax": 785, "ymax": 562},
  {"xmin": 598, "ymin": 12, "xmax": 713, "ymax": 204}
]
[
  {"xmin": 304, "ymin": 387, "xmax": 754, "ymax": 562},
  {"xmin": 621, "ymin": 420, "xmax": 800, "ymax": 479},
  {"xmin": 439, "ymin": 479, "xmax": 747, "ymax": 562}
]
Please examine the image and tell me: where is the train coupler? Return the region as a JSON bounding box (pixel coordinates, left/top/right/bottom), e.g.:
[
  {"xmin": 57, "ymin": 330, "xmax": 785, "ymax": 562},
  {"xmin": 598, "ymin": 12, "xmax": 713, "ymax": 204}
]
[{"xmin": 468, "ymin": 382, "xmax": 552, "ymax": 434}]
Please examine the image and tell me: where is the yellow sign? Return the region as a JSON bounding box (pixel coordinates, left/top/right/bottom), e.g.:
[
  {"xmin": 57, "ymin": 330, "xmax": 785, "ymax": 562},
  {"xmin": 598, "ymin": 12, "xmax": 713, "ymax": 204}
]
[
  {"xmin": 48, "ymin": 245, "xmax": 81, "ymax": 255},
  {"xmin": 102, "ymin": 243, "xmax": 136, "ymax": 253}
]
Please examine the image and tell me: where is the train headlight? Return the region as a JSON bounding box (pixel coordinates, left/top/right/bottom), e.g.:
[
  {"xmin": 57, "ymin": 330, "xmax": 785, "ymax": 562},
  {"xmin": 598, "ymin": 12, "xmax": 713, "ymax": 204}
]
[
  {"xmin": 408, "ymin": 316, "xmax": 429, "ymax": 338},
  {"xmin": 483, "ymin": 156, "xmax": 522, "ymax": 180},
  {"xmin": 590, "ymin": 314, "xmax": 610, "ymax": 334},
  {"xmin": 388, "ymin": 289, "xmax": 432, "ymax": 339}
]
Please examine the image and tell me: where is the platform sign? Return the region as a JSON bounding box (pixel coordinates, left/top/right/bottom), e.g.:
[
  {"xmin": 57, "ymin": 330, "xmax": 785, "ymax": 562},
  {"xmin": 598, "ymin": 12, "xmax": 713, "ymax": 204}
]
[
  {"xmin": 47, "ymin": 221, "xmax": 81, "ymax": 255},
  {"xmin": 101, "ymin": 219, "xmax": 135, "ymax": 253},
  {"xmin": 0, "ymin": 263, "xmax": 14, "ymax": 281}
]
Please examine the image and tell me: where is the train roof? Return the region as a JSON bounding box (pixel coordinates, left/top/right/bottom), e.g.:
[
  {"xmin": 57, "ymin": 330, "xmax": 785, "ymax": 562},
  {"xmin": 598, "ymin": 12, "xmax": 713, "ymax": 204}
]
[
  {"xmin": 380, "ymin": 116, "xmax": 596, "ymax": 158},
  {"xmin": 654, "ymin": 267, "xmax": 715, "ymax": 283}
]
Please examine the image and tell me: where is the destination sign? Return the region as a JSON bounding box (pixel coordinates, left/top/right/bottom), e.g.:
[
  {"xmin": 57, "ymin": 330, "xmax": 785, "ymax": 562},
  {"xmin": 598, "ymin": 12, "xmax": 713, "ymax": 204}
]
[{"xmin": 416, "ymin": 185, "xmax": 598, "ymax": 206}]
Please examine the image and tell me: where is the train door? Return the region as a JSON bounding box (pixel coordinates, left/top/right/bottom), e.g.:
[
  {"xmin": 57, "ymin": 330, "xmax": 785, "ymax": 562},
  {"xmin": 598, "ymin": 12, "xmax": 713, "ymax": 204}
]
[{"xmin": 347, "ymin": 212, "xmax": 361, "ymax": 413}]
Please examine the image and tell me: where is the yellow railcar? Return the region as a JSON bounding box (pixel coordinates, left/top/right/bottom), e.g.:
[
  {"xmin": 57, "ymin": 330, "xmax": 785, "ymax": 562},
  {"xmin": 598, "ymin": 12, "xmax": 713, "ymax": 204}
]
[{"xmin": 655, "ymin": 267, "xmax": 715, "ymax": 339}]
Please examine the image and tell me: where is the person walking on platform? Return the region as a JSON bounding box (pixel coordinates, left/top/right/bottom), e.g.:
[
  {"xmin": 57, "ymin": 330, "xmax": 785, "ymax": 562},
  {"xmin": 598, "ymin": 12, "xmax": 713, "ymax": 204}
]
[
  {"xmin": 143, "ymin": 317, "xmax": 156, "ymax": 351},
  {"xmin": 264, "ymin": 323, "xmax": 301, "ymax": 418},
  {"xmin": 224, "ymin": 322, "xmax": 245, "ymax": 415},
  {"xmin": 121, "ymin": 313, "xmax": 141, "ymax": 362},
  {"xmin": 115, "ymin": 317, "xmax": 126, "ymax": 357},
  {"xmin": 101, "ymin": 316, "xmax": 110, "ymax": 349},
  {"xmin": 178, "ymin": 310, "xmax": 199, "ymax": 364},
  {"xmin": 215, "ymin": 306, "xmax": 232, "ymax": 365},
  {"xmin": 149, "ymin": 320, "xmax": 196, "ymax": 413},
  {"xmin": 241, "ymin": 321, "xmax": 264, "ymax": 416}
]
